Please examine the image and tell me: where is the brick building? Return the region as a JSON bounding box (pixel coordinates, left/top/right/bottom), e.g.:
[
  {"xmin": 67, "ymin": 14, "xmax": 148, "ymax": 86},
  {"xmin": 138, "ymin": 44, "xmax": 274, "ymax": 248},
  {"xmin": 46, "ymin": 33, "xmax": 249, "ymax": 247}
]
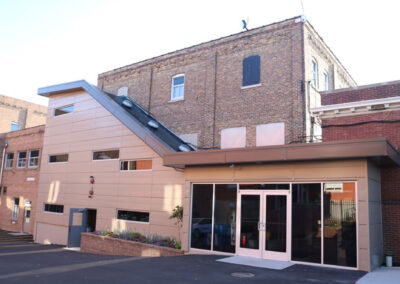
[
  {"xmin": 0, "ymin": 94, "xmax": 47, "ymax": 133},
  {"xmin": 98, "ymin": 16, "xmax": 355, "ymax": 149},
  {"xmin": 311, "ymin": 80, "xmax": 400, "ymax": 265},
  {"xmin": 0, "ymin": 125, "xmax": 45, "ymax": 234}
]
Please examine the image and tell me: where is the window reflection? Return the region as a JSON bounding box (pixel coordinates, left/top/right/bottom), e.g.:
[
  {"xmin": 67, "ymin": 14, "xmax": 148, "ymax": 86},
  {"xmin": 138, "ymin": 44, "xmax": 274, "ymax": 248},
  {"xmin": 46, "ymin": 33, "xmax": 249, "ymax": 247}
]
[
  {"xmin": 323, "ymin": 182, "xmax": 357, "ymax": 267},
  {"xmin": 191, "ymin": 184, "xmax": 213, "ymax": 250}
]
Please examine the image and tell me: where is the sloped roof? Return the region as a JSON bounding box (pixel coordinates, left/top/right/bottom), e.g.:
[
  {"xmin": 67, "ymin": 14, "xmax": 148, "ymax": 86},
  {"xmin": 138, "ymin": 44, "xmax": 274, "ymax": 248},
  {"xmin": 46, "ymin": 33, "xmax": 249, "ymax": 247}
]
[{"xmin": 38, "ymin": 80, "xmax": 194, "ymax": 156}]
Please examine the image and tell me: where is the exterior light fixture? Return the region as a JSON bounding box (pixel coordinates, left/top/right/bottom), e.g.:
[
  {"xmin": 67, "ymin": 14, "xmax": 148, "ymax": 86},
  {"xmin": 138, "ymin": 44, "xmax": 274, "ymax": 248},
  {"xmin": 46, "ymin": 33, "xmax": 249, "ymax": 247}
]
[{"xmin": 89, "ymin": 176, "xmax": 95, "ymax": 198}]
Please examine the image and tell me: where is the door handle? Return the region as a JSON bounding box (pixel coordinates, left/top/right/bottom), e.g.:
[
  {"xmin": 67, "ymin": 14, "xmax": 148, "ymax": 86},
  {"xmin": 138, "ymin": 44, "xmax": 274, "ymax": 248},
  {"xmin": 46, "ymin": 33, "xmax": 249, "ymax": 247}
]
[{"xmin": 257, "ymin": 222, "xmax": 261, "ymax": 231}]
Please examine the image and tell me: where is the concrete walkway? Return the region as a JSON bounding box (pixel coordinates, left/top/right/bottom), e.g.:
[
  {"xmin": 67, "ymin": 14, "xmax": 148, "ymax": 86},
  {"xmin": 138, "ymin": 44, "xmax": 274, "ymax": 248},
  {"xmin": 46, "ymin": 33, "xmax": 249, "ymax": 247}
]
[{"xmin": 357, "ymin": 267, "xmax": 400, "ymax": 284}]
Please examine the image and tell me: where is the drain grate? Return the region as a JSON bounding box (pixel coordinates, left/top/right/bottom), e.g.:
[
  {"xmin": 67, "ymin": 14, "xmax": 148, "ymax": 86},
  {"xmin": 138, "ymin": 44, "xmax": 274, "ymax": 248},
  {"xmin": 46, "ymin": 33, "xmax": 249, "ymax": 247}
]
[{"xmin": 231, "ymin": 272, "xmax": 255, "ymax": 278}]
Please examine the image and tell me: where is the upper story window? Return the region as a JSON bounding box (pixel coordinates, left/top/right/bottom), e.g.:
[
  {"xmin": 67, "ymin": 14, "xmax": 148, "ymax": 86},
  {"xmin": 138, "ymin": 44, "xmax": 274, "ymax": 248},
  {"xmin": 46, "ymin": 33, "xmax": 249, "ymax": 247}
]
[
  {"xmin": 171, "ymin": 74, "xmax": 184, "ymax": 101},
  {"xmin": 242, "ymin": 55, "xmax": 260, "ymax": 87},
  {"xmin": 54, "ymin": 105, "xmax": 74, "ymax": 116},
  {"xmin": 93, "ymin": 150, "xmax": 119, "ymax": 160},
  {"xmin": 49, "ymin": 154, "xmax": 69, "ymax": 163},
  {"xmin": 17, "ymin": 152, "xmax": 27, "ymax": 168},
  {"xmin": 120, "ymin": 160, "xmax": 152, "ymax": 171},
  {"xmin": 5, "ymin": 153, "xmax": 14, "ymax": 169},
  {"xmin": 28, "ymin": 150, "xmax": 40, "ymax": 168},
  {"xmin": 323, "ymin": 72, "xmax": 329, "ymax": 91},
  {"xmin": 10, "ymin": 122, "xmax": 19, "ymax": 132},
  {"xmin": 312, "ymin": 59, "xmax": 319, "ymax": 89}
]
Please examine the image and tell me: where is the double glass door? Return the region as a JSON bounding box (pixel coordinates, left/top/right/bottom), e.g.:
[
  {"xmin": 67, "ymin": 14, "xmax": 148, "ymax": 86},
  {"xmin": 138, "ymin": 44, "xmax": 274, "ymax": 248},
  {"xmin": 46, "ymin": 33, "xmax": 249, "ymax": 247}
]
[{"xmin": 237, "ymin": 190, "xmax": 290, "ymax": 260}]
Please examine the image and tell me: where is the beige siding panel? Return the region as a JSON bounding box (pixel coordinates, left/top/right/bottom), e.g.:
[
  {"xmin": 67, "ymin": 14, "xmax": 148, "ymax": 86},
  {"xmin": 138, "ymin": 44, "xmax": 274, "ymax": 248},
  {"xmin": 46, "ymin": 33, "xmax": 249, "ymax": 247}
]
[{"xmin": 36, "ymin": 222, "xmax": 68, "ymax": 245}]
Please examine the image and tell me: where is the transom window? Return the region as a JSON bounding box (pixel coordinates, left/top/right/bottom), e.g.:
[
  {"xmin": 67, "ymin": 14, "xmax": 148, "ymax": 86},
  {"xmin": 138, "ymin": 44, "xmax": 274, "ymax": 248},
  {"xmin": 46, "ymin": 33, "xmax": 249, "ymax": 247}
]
[
  {"xmin": 49, "ymin": 154, "xmax": 68, "ymax": 163},
  {"xmin": 54, "ymin": 105, "xmax": 74, "ymax": 116},
  {"xmin": 28, "ymin": 150, "xmax": 39, "ymax": 168},
  {"xmin": 44, "ymin": 204, "xmax": 64, "ymax": 213},
  {"xmin": 117, "ymin": 210, "xmax": 149, "ymax": 223},
  {"xmin": 17, "ymin": 152, "xmax": 27, "ymax": 168},
  {"xmin": 93, "ymin": 150, "xmax": 119, "ymax": 160},
  {"xmin": 120, "ymin": 160, "xmax": 152, "ymax": 171},
  {"xmin": 171, "ymin": 74, "xmax": 184, "ymax": 100},
  {"xmin": 5, "ymin": 153, "xmax": 14, "ymax": 169},
  {"xmin": 242, "ymin": 55, "xmax": 260, "ymax": 87}
]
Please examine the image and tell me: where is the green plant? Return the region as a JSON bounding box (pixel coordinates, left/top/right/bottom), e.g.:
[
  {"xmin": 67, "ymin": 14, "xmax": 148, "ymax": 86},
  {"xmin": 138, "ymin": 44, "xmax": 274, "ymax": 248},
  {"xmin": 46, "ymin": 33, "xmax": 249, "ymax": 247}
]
[{"xmin": 170, "ymin": 205, "xmax": 183, "ymax": 242}]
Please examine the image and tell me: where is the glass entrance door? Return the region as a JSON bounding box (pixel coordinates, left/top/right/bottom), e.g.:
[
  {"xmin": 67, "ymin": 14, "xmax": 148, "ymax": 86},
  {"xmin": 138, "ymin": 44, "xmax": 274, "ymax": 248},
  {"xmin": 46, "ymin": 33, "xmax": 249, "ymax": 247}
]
[{"xmin": 237, "ymin": 190, "xmax": 290, "ymax": 260}]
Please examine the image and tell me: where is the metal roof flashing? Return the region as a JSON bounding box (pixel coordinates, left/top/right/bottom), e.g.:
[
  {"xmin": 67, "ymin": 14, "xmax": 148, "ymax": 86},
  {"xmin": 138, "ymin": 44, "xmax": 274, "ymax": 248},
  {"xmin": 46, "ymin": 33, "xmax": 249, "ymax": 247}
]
[{"xmin": 37, "ymin": 80, "xmax": 194, "ymax": 157}]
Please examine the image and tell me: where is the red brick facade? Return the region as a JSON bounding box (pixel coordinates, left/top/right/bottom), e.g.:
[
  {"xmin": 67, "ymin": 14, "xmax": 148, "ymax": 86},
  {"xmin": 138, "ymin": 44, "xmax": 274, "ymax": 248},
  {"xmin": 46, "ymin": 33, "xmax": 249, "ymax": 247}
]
[
  {"xmin": 320, "ymin": 82, "xmax": 400, "ymax": 264},
  {"xmin": 0, "ymin": 125, "xmax": 44, "ymax": 234}
]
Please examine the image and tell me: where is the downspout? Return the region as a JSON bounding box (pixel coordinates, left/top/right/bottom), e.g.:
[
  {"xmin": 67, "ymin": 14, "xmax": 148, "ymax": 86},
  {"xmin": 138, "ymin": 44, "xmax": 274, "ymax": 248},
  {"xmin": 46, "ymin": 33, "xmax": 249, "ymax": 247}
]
[{"xmin": 0, "ymin": 139, "xmax": 8, "ymax": 189}]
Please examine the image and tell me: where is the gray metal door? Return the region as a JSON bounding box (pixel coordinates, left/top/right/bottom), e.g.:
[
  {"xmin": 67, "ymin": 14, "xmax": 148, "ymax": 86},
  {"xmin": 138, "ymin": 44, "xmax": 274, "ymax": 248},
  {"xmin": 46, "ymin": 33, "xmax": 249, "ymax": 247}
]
[{"xmin": 67, "ymin": 208, "xmax": 88, "ymax": 247}]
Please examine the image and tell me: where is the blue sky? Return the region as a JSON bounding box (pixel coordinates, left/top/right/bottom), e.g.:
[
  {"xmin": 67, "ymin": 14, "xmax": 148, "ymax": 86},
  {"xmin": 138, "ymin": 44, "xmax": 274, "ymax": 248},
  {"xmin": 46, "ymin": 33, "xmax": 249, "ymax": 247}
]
[{"xmin": 1, "ymin": 0, "xmax": 399, "ymax": 105}]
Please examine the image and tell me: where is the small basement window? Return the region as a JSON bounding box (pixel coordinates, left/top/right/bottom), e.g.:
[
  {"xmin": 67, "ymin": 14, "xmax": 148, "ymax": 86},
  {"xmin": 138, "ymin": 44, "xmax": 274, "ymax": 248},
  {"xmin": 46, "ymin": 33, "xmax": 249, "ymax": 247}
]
[
  {"xmin": 28, "ymin": 150, "xmax": 40, "ymax": 168},
  {"xmin": 54, "ymin": 105, "xmax": 74, "ymax": 116},
  {"xmin": 5, "ymin": 153, "xmax": 14, "ymax": 169},
  {"xmin": 120, "ymin": 160, "xmax": 152, "ymax": 171},
  {"xmin": 44, "ymin": 204, "xmax": 64, "ymax": 213},
  {"xmin": 93, "ymin": 150, "xmax": 119, "ymax": 160},
  {"xmin": 117, "ymin": 210, "xmax": 149, "ymax": 223},
  {"xmin": 17, "ymin": 152, "xmax": 27, "ymax": 168},
  {"xmin": 49, "ymin": 154, "xmax": 69, "ymax": 163},
  {"xmin": 242, "ymin": 55, "xmax": 260, "ymax": 87}
]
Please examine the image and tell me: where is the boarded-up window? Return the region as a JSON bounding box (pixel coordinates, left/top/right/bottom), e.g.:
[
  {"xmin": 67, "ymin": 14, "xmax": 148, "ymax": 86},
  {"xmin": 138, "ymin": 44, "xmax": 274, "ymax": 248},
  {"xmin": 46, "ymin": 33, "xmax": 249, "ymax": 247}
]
[
  {"xmin": 242, "ymin": 55, "xmax": 260, "ymax": 87},
  {"xmin": 221, "ymin": 127, "xmax": 246, "ymax": 149},
  {"xmin": 256, "ymin": 123, "xmax": 285, "ymax": 146}
]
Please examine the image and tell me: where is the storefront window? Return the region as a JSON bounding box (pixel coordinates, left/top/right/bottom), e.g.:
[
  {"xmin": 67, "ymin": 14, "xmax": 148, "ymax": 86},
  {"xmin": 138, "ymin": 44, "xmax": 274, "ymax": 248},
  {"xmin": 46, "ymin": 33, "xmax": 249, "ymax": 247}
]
[
  {"xmin": 323, "ymin": 182, "xmax": 357, "ymax": 267},
  {"xmin": 213, "ymin": 184, "xmax": 237, "ymax": 253},
  {"xmin": 292, "ymin": 183, "xmax": 322, "ymax": 263},
  {"xmin": 191, "ymin": 184, "xmax": 213, "ymax": 250}
]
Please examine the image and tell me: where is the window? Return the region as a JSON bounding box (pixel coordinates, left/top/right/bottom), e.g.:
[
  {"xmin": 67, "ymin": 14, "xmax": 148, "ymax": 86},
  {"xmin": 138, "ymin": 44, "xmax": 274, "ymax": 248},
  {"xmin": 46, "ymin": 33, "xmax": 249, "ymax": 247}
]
[
  {"xmin": 17, "ymin": 152, "xmax": 27, "ymax": 168},
  {"xmin": 49, "ymin": 154, "xmax": 68, "ymax": 163},
  {"xmin": 120, "ymin": 160, "xmax": 152, "ymax": 171},
  {"xmin": 220, "ymin": 127, "xmax": 246, "ymax": 149},
  {"xmin": 10, "ymin": 122, "xmax": 20, "ymax": 132},
  {"xmin": 5, "ymin": 153, "xmax": 14, "ymax": 169},
  {"xmin": 171, "ymin": 74, "xmax": 184, "ymax": 100},
  {"xmin": 323, "ymin": 72, "xmax": 329, "ymax": 91},
  {"xmin": 256, "ymin": 123, "xmax": 285, "ymax": 146},
  {"xmin": 312, "ymin": 59, "xmax": 319, "ymax": 88},
  {"xmin": 54, "ymin": 105, "xmax": 74, "ymax": 116},
  {"xmin": 242, "ymin": 55, "xmax": 260, "ymax": 87},
  {"xmin": 93, "ymin": 150, "xmax": 119, "ymax": 160},
  {"xmin": 44, "ymin": 204, "xmax": 64, "ymax": 213},
  {"xmin": 117, "ymin": 210, "xmax": 149, "ymax": 223},
  {"xmin": 12, "ymin": 198, "xmax": 19, "ymax": 220},
  {"xmin": 28, "ymin": 150, "xmax": 39, "ymax": 168}
]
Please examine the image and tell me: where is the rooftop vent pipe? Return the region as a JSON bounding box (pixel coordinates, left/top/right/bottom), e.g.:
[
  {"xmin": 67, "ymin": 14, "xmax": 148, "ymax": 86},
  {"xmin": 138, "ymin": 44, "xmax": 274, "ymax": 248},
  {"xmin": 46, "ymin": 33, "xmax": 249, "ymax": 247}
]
[
  {"xmin": 147, "ymin": 120, "xmax": 159, "ymax": 129},
  {"xmin": 122, "ymin": 99, "xmax": 133, "ymax": 108},
  {"xmin": 179, "ymin": 144, "xmax": 191, "ymax": 152}
]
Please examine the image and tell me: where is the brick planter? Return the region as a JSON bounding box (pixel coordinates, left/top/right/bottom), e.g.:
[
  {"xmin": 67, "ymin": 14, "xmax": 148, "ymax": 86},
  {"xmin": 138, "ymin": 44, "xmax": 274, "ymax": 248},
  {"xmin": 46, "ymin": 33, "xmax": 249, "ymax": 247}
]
[{"xmin": 80, "ymin": 233, "xmax": 184, "ymax": 257}]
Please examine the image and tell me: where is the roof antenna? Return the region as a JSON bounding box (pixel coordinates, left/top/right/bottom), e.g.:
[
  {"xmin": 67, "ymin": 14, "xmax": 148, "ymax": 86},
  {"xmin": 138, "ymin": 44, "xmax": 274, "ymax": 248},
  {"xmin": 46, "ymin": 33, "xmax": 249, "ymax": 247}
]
[
  {"xmin": 300, "ymin": 0, "xmax": 307, "ymax": 21},
  {"xmin": 241, "ymin": 18, "xmax": 249, "ymax": 31}
]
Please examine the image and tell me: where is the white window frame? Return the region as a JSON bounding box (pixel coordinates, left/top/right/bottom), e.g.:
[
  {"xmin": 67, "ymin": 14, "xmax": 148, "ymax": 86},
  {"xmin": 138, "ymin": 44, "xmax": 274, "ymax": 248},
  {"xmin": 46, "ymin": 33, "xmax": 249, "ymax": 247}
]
[
  {"xmin": 170, "ymin": 74, "xmax": 185, "ymax": 101},
  {"xmin": 11, "ymin": 198, "xmax": 19, "ymax": 220},
  {"xmin": 17, "ymin": 151, "xmax": 27, "ymax": 169},
  {"xmin": 312, "ymin": 59, "xmax": 319, "ymax": 89},
  {"xmin": 28, "ymin": 149, "xmax": 40, "ymax": 168},
  {"xmin": 323, "ymin": 72, "xmax": 329, "ymax": 91},
  {"xmin": 5, "ymin": 153, "xmax": 14, "ymax": 169}
]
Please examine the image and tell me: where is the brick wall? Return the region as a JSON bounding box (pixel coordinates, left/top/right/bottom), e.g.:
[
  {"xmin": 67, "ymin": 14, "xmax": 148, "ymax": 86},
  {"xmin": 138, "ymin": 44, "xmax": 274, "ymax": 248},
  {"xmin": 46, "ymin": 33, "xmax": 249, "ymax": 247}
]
[
  {"xmin": 321, "ymin": 82, "xmax": 400, "ymax": 264},
  {"xmin": 0, "ymin": 125, "xmax": 44, "ymax": 234},
  {"xmin": 99, "ymin": 18, "xmax": 309, "ymax": 148},
  {"xmin": 322, "ymin": 80, "xmax": 400, "ymax": 105}
]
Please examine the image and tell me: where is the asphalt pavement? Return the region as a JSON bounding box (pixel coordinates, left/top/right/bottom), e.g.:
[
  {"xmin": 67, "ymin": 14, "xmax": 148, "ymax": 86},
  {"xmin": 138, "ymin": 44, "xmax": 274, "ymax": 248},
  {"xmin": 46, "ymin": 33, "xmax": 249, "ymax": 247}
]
[{"xmin": 0, "ymin": 230, "xmax": 367, "ymax": 283}]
